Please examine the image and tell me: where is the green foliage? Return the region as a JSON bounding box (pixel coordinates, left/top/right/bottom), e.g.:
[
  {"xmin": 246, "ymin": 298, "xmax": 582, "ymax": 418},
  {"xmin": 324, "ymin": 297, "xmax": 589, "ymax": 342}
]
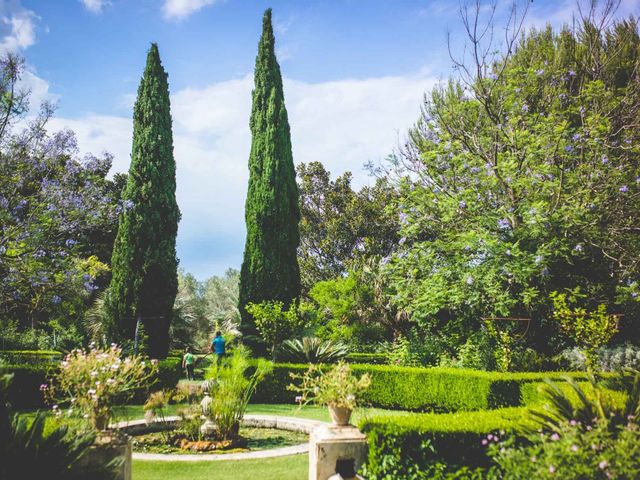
[
  {"xmin": 246, "ymin": 301, "xmax": 304, "ymax": 360},
  {"xmin": 297, "ymin": 161, "xmax": 399, "ymax": 291},
  {"xmin": 252, "ymin": 362, "xmax": 598, "ymax": 411},
  {"xmin": 288, "ymin": 362, "xmax": 371, "ymax": 409},
  {"xmin": 0, "ymin": 52, "xmax": 120, "ymax": 340},
  {"xmin": 203, "ymin": 346, "xmax": 272, "ymax": 440},
  {"xmin": 239, "ymin": 9, "xmax": 300, "ymax": 355},
  {"xmin": 344, "ymin": 353, "xmax": 389, "ymax": 365},
  {"xmin": 0, "ymin": 374, "xmax": 114, "ymax": 480},
  {"xmin": 386, "ymin": 17, "xmax": 640, "ymax": 353},
  {"xmin": 359, "ymin": 407, "xmax": 530, "ymax": 479},
  {"xmin": 488, "ymin": 420, "xmax": 640, "ymax": 479},
  {"xmin": 0, "ymin": 350, "xmax": 62, "ymax": 364},
  {"xmin": 551, "ymin": 289, "xmax": 619, "ymax": 370},
  {"xmin": 106, "ymin": 43, "xmax": 180, "ymax": 358},
  {"xmin": 281, "ymin": 336, "xmax": 349, "ymax": 364},
  {"xmin": 526, "ymin": 372, "xmax": 638, "ymax": 434}
]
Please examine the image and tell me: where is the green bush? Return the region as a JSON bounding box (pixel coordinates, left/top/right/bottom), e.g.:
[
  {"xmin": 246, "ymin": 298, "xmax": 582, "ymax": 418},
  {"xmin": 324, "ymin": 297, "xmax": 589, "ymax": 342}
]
[
  {"xmin": 1, "ymin": 356, "xmax": 182, "ymax": 409},
  {"xmin": 0, "ymin": 350, "xmax": 63, "ymax": 365},
  {"xmin": 359, "ymin": 407, "xmax": 532, "ymax": 478},
  {"xmin": 344, "ymin": 353, "xmax": 388, "ymax": 365},
  {"xmin": 252, "ymin": 363, "xmax": 596, "ymax": 412}
]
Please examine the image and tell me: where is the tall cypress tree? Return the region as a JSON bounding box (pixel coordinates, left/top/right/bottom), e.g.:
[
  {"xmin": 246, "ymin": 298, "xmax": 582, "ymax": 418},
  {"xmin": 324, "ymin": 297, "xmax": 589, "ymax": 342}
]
[
  {"xmin": 239, "ymin": 9, "xmax": 301, "ymax": 353},
  {"xmin": 106, "ymin": 43, "xmax": 180, "ymax": 358}
]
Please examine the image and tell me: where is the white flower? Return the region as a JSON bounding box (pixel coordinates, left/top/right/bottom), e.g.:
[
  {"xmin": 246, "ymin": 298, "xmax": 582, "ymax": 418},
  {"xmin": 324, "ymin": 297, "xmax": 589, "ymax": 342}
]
[
  {"xmin": 95, "ymin": 381, "xmax": 101, "ymax": 386},
  {"xmin": 88, "ymin": 389, "xmax": 96, "ymax": 395},
  {"xmin": 106, "ymin": 378, "xmax": 115, "ymax": 384},
  {"xmin": 90, "ymin": 370, "xmax": 98, "ymax": 377}
]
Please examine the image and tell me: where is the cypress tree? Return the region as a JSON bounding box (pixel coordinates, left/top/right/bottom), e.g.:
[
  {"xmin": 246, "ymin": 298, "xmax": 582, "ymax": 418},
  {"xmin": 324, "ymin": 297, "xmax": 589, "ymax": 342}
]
[
  {"xmin": 106, "ymin": 43, "xmax": 180, "ymax": 358},
  {"xmin": 239, "ymin": 9, "xmax": 301, "ymax": 353}
]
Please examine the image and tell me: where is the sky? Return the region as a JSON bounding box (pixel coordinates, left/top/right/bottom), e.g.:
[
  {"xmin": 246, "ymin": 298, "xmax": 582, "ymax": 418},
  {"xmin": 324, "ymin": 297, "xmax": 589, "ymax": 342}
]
[{"xmin": 2, "ymin": 0, "xmax": 638, "ymax": 279}]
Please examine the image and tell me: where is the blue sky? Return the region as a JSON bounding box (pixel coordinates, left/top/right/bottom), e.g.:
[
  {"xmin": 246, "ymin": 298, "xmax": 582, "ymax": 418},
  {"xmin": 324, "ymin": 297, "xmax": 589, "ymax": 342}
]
[{"xmin": 3, "ymin": 0, "xmax": 638, "ymax": 279}]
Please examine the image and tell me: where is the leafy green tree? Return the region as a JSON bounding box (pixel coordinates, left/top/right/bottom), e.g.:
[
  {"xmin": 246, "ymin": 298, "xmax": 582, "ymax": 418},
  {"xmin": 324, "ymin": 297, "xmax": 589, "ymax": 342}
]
[
  {"xmin": 106, "ymin": 43, "xmax": 180, "ymax": 358},
  {"xmin": 239, "ymin": 9, "xmax": 300, "ymax": 354},
  {"xmin": 0, "ymin": 54, "xmax": 120, "ymax": 343},
  {"xmin": 385, "ymin": 11, "xmax": 640, "ymax": 353},
  {"xmin": 297, "ymin": 161, "xmax": 399, "ymax": 291},
  {"xmin": 245, "ymin": 301, "xmax": 304, "ymax": 360}
]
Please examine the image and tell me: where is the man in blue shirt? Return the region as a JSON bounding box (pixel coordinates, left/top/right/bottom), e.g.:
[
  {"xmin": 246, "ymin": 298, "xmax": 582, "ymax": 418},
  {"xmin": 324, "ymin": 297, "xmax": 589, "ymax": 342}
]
[{"xmin": 210, "ymin": 331, "xmax": 226, "ymax": 361}]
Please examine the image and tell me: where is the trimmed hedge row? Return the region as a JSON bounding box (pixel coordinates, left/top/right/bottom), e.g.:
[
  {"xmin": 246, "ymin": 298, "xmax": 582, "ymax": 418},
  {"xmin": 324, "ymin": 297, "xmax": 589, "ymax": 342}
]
[
  {"xmin": 0, "ymin": 350, "xmax": 63, "ymax": 364},
  {"xmin": 344, "ymin": 353, "xmax": 388, "ymax": 365},
  {"xmin": 359, "ymin": 407, "xmax": 531, "ymax": 475},
  {"xmin": 252, "ymin": 363, "xmax": 596, "ymax": 412},
  {"xmin": 1, "ymin": 357, "xmax": 182, "ymax": 410}
]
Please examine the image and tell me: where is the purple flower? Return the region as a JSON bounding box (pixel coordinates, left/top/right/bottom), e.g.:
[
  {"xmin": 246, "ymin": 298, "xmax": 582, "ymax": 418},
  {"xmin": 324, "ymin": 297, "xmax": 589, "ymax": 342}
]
[
  {"xmin": 636, "ymin": 176, "xmax": 640, "ymax": 183},
  {"xmin": 568, "ymin": 70, "xmax": 576, "ymax": 76},
  {"xmin": 565, "ymin": 145, "xmax": 574, "ymax": 153},
  {"xmin": 51, "ymin": 295, "xmax": 62, "ymax": 305},
  {"xmin": 398, "ymin": 237, "xmax": 407, "ymax": 246},
  {"xmin": 65, "ymin": 239, "xmax": 78, "ymax": 247},
  {"xmin": 601, "ymin": 155, "xmax": 608, "ymax": 164},
  {"xmin": 459, "ymin": 201, "xmax": 467, "ymax": 209},
  {"xmin": 521, "ymin": 103, "xmax": 529, "ymax": 113},
  {"xmin": 498, "ymin": 218, "xmax": 510, "ymax": 230},
  {"xmin": 574, "ymin": 244, "xmax": 583, "ymax": 252},
  {"xmin": 572, "ymin": 133, "xmax": 581, "ymax": 142},
  {"xmin": 489, "ymin": 72, "xmax": 498, "ymax": 80},
  {"xmin": 535, "ymin": 69, "xmax": 545, "ymax": 76},
  {"xmin": 399, "ymin": 212, "xmax": 408, "ymax": 225},
  {"xmin": 620, "ymin": 185, "xmax": 629, "ymax": 193}
]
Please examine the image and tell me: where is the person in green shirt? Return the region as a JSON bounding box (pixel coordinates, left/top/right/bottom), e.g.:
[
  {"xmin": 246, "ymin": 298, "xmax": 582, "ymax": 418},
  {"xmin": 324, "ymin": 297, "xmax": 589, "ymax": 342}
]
[{"xmin": 182, "ymin": 346, "xmax": 196, "ymax": 380}]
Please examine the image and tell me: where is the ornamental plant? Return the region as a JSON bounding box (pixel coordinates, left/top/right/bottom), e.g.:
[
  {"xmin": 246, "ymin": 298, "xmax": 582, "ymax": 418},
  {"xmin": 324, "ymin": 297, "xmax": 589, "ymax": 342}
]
[
  {"xmin": 288, "ymin": 361, "xmax": 371, "ymax": 410},
  {"xmin": 46, "ymin": 344, "xmax": 157, "ymax": 431},
  {"xmin": 551, "ymin": 289, "xmax": 619, "ymax": 371}
]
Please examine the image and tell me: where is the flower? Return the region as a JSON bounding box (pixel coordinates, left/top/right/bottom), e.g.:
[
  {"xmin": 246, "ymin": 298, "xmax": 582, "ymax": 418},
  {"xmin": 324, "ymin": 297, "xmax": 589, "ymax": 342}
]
[
  {"xmin": 535, "ymin": 69, "xmax": 545, "ymax": 76},
  {"xmin": 521, "ymin": 103, "xmax": 529, "ymax": 113},
  {"xmin": 481, "ymin": 439, "xmax": 488, "ymax": 446},
  {"xmin": 599, "ymin": 460, "xmax": 609, "ymax": 470},
  {"xmin": 571, "ymin": 444, "xmax": 579, "ymax": 452},
  {"xmin": 39, "ymin": 384, "xmax": 48, "ymax": 391},
  {"xmin": 550, "ymin": 433, "xmax": 560, "ymax": 441},
  {"xmin": 466, "ymin": 276, "xmax": 474, "ymax": 285},
  {"xmin": 549, "ymin": 465, "xmax": 556, "ymax": 474},
  {"xmin": 498, "ymin": 218, "xmax": 510, "ymax": 230},
  {"xmin": 619, "ymin": 185, "xmax": 628, "ymax": 193}
]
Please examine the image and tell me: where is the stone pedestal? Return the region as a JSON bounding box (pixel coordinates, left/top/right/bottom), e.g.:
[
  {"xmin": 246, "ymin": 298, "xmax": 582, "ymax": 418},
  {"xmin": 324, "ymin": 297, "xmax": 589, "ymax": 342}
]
[
  {"xmin": 77, "ymin": 434, "xmax": 132, "ymax": 480},
  {"xmin": 309, "ymin": 424, "xmax": 368, "ymax": 480}
]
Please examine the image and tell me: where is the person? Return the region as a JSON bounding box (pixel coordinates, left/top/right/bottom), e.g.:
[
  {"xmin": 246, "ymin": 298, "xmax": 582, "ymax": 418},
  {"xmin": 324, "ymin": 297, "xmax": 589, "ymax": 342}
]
[
  {"xmin": 210, "ymin": 331, "xmax": 226, "ymax": 362},
  {"xmin": 182, "ymin": 346, "xmax": 195, "ymax": 380}
]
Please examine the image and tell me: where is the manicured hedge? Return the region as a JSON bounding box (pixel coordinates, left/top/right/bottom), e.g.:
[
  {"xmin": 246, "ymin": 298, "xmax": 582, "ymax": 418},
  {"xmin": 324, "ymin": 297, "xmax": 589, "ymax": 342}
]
[
  {"xmin": 359, "ymin": 407, "xmax": 532, "ymax": 476},
  {"xmin": 344, "ymin": 353, "xmax": 389, "ymax": 365},
  {"xmin": 1, "ymin": 356, "xmax": 182, "ymax": 409},
  {"xmin": 252, "ymin": 363, "xmax": 596, "ymax": 412},
  {"xmin": 0, "ymin": 350, "xmax": 63, "ymax": 364}
]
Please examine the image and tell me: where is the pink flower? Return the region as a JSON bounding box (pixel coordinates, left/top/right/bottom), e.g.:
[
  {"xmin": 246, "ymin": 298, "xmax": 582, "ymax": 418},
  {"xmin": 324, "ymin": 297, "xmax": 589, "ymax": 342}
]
[
  {"xmin": 599, "ymin": 460, "xmax": 609, "ymax": 470},
  {"xmin": 571, "ymin": 444, "xmax": 579, "ymax": 452},
  {"xmin": 481, "ymin": 439, "xmax": 488, "ymax": 446},
  {"xmin": 550, "ymin": 433, "xmax": 560, "ymax": 441},
  {"xmin": 549, "ymin": 465, "xmax": 556, "ymax": 474}
]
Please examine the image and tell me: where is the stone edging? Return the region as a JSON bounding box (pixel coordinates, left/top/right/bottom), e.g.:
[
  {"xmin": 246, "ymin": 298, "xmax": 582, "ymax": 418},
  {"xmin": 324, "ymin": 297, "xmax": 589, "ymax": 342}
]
[{"xmin": 111, "ymin": 415, "xmax": 327, "ymax": 462}]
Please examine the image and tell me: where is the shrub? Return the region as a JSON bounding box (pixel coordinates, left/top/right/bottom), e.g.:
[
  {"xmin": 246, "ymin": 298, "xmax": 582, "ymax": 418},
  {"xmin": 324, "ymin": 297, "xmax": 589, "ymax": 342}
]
[
  {"xmin": 0, "ymin": 350, "xmax": 63, "ymax": 365},
  {"xmin": 345, "ymin": 353, "xmax": 388, "ymax": 365},
  {"xmin": 252, "ymin": 363, "xmax": 601, "ymax": 411},
  {"xmin": 359, "ymin": 407, "xmax": 532, "ymax": 479},
  {"xmin": 558, "ymin": 344, "xmax": 640, "ymax": 372},
  {"xmin": 46, "ymin": 345, "xmax": 157, "ymax": 430},
  {"xmin": 488, "ymin": 420, "xmax": 640, "ymax": 479},
  {"xmin": 281, "ymin": 337, "xmax": 349, "ymax": 364},
  {"xmin": 245, "ymin": 301, "xmax": 304, "ymax": 360}
]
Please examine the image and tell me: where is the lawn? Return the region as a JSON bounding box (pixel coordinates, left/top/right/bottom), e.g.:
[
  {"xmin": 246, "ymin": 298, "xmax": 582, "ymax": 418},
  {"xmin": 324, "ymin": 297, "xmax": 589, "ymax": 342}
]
[{"xmin": 133, "ymin": 454, "xmax": 308, "ymax": 480}]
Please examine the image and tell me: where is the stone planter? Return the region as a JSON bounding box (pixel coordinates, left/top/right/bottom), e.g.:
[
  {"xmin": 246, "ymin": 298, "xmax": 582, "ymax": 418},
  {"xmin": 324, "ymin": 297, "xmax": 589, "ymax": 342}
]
[
  {"xmin": 77, "ymin": 433, "xmax": 132, "ymax": 480},
  {"xmin": 328, "ymin": 405, "xmax": 352, "ymax": 426}
]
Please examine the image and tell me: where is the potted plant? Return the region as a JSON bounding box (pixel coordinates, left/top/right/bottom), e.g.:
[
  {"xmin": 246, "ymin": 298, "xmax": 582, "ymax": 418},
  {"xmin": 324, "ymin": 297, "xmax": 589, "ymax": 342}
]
[
  {"xmin": 289, "ymin": 361, "xmax": 371, "ymax": 426},
  {"xmin": 46, "ymin": 344, "xmax": 157, "ymax": 480}
]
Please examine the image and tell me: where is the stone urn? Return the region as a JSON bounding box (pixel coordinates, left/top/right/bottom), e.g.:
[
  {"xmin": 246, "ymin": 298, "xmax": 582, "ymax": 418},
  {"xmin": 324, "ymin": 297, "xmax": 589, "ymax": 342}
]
[
  {"xmin": 328, "ymin": 405, "xmax": 352, "ymax": 426},
  {"xmin": 76, "ymin": 432, "xmax": 132, "ymax": 480}
]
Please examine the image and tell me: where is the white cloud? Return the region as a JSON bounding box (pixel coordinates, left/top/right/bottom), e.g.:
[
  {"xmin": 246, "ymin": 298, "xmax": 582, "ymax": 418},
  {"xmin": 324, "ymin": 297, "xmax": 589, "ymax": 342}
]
[
  {"xmin": 0, "ymin": 5, "xmax": 37, "ymax": 53},
  {"xmin": 59, "ymin": 70, "xmax": 435, "ymax": 277},
  {"xmin": 162, "ymin": 0, "xmax": 220, "ymax": 20},
  {"xmin": 79, "ymin": 0, "xmax": 111, "ymax": 14}
]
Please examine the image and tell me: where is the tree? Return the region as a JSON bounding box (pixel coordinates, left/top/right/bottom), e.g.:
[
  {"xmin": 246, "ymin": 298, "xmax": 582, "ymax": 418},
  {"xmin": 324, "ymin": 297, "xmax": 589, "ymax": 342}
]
[
  {"xmin": 385, "ymin": 5, "xmax": 640, "ymax": 353},
  {"xmin": 106, "ymin": 43, "xmax": 180, "ymax": 358},
  {"xmin": 297, "ymin": 161, "xmax": 400, "ymax": 291},
  {"xmin": 0, "ymin": 54, "xmax": 119, "ymax": 345},
  {"xmin": 239, "ymin": 9, "xmax": 300, "ymax": 354}
]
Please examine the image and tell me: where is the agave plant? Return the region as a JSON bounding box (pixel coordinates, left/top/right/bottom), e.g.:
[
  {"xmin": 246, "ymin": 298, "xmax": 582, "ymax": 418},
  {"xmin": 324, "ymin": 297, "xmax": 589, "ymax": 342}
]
[
  {"xmin": 282, "ymin": 336, "xmax": 349, "ymax": 364},
  {"xmin": 526, "ymin": 370, "xmax": 640, "ymax": 434}
]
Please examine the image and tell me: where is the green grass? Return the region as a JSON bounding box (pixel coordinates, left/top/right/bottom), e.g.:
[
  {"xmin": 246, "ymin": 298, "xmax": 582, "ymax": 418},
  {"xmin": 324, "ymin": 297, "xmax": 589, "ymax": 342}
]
[{"xmin": 133, "ymin": 454, "xmax": 308, "ymax": 480}]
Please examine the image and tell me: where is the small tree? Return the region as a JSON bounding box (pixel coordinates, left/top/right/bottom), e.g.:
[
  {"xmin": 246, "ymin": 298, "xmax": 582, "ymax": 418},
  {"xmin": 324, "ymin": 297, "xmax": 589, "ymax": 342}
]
[
  {"xmin": 245, "ymin": 301, "xmax": 303, "ymax": 360},
  {"xmin": 551, "ymin": 289, "xmax": 619, "ymax": 371}
]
